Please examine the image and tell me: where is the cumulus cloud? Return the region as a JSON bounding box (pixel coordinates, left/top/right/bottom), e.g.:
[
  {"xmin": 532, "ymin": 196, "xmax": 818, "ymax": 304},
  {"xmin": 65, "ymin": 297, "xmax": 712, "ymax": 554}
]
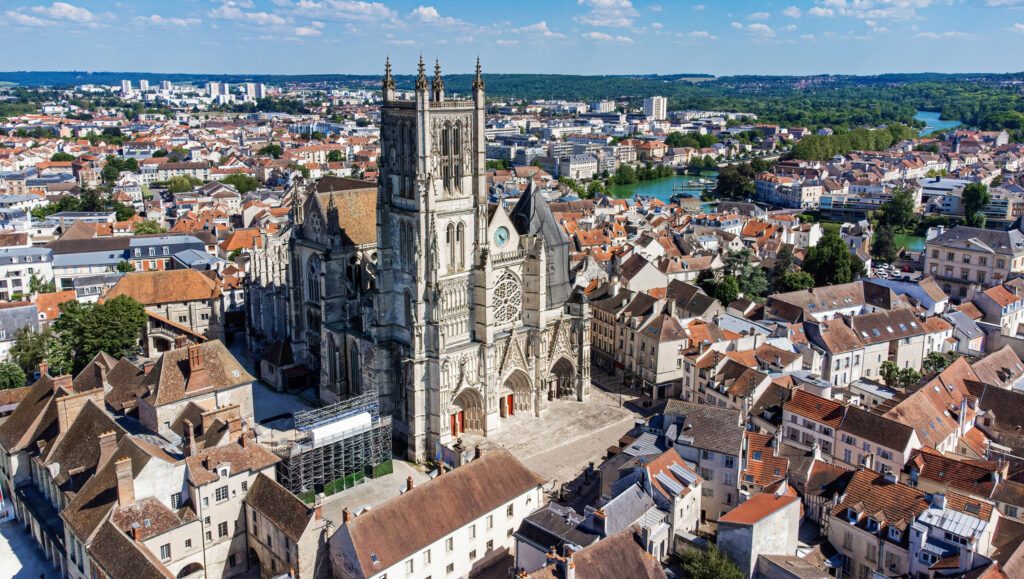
[
  {"xmin": 809, "ymin": 6, "xmax": 835, "ymax": 17},
  {"xmin": 677, "ymin": 30, "xmax": 718, "ymax": 41},
  {"xmin": 783, "ymin": 6, "xmax": 802, "ymax": 18},
  {"xmin": 510, "ymin": 20, "xmax": 565, "ymax": 38},
  {"xmin": 209, "ymin": 1, "xmax": 287, "ymax": 26},
  {"xmin": 1010, "ymin": 22, "xmax": 1024, "ymax": 33},
  {"xmin": 8, "ymin": 2, "xmax": 105, "ymax": 28},
  {"xmin": 693, "ymin": 4, "xmax": 705, "ymax": 10},
  {"xmin": 576, "ymin": 0, "xmax": 638, "ymax": 28},
  {"xmin": 915, "ymin": 30, "xmax": 974, "ymax": 39},
  {"xmin": 137, "ymin": 14, "xmax": 201, "ymax": 27},
  {"xmin": 496, "ymin": 39, "xmax": 519, "ymax": 46},
  {"xmin": 583, "ymin": 30, "xmax": 634, "ymax": 43},
  {"xmin": 292, "ymin": 0, "xmax": 396, "ymax": 22},
  {"xmin": 748, "ymin": 12, "xmax": 771, "ymax": 20},
  {"xmin": 408, "ymin": 5, "xmax": 467, "ymax": 27}
]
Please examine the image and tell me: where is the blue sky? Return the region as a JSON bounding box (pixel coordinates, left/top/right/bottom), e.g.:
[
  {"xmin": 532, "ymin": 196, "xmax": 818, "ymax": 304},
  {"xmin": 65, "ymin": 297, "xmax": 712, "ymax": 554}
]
[{"xmin": 3, "ymin": 1, "xmax": 1024, "ymax": 76}]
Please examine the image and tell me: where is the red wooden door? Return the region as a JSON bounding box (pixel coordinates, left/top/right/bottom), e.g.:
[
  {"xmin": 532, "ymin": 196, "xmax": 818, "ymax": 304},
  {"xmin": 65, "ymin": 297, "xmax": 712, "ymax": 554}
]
[{"xmin": 507, "ymin": 394, "xmax": 514, "ymax": 415}]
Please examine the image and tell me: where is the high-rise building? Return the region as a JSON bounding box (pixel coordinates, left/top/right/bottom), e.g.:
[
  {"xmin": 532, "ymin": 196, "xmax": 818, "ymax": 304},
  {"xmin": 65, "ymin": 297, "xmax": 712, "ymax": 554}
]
[
  {"xmin": 160, "ymin": 80, "xmax": 172, "ymax": 91},
  {"xmin": 120, "ymin": 79, "xmax": 132, "ymax": 94},
  {"xmin": 207, "ymin": 81, "xmax": 222, "ymax": 96},
  {"xmin": 138, "ymin": 79, "xmax": 150, "ymax": 92},
  {"xmin": 244, "ymin": 82, "xmax": 267, "ymax": 100},
  {"xmin": 590, "ymin": 100, "xmax": 615, "ymax": 113},
  {"xmin": 644, "ymin": 95, "xmax": 668, "ymax": 120}
]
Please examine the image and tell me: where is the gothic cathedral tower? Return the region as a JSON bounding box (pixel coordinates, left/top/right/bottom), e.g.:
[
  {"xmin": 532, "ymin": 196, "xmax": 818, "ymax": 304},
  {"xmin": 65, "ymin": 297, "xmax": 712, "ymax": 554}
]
[{"xmin": 372, "ymin": 58, "xmax": 590, "ymax": 462}]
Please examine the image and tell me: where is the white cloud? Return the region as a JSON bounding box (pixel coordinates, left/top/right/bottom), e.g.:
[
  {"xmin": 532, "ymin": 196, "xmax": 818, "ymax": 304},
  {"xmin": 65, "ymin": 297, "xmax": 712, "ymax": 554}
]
[
  {"xmin": 1010, "ymin": 22, "xmax": 1024, "ymax": 33},
  {"xmin": 496, "ymin": 39, "xmax": 519, "ymax": 46},
  {"xmin": 648, "ymin": 4, "xmax": 663, "ymax": 12},
  {"xmin": 210, "ymin": 2, "xmax": 287, "ymax": 26},
  {"xmin": 677, "ymin": 30, "xmax": 718, "ymax": 41},
  {"xmin": 915, "ymin": 30, "xmax": 974, "ymax": 39},
  {"xmin": 731, "ymin": 21, "xmax": 744, "ymax": 29},
  {"xmin": 510, "ymin": 20, "xmax": 564, "ymax": 38},
  {"xmin": 809, "ymin": 6, "xmax": 835, "ymax": 17},
  {"xmin": 137, "ymin": 14, "xmax": 201, "ymax": 27},
  {"xmin": 781, "ymin": 24, "xmax": 797, "ymax": 31},
  {"xmin": 693, "ymin": 4, "xmax": 705, "ymax": 10},
  {"xmin": 292, "ymin": 0, "xmax": 396, "ymax": 22},
  {"xmin": 408, "ymin": 5, "xmax": 467, "ymax": 27},
  {"xmin": 651, "ymin": 22, "xmax": 663, "ymax": 30},
  {"xmin": 31, "ymin": 2, "xmax": 95, "ymax": 23},
  {"xmin": 294, "ymin": 25, "xmax": 321, "ymax": 35},
  {"xmin": 813, "ymin": 0, "xmax": 937, "ymax": 22},
  {"xmin": 783, "ymin": 6, "xmax": 802, "ymax": 18},
  {"xmin": 746, "ymin": 22, "xmax": 775, "ymax": 38},
  {"xmin": 800, "ymin": 33, "xmax": 816, "ymax": 41},
  {"xmin": 385, "ymin": 38, "xmax": 415, "ymax": 45},
  {"xmin": 576, "ymin": 0, "xmax": 638, "ymax": 28},
  {"xmin": 583, "ymin": 30, "xmax": 634, "ymax": 43},
  {"xmin": 748, "ymin": 12, "xmax": 771, "ymax": 20}
]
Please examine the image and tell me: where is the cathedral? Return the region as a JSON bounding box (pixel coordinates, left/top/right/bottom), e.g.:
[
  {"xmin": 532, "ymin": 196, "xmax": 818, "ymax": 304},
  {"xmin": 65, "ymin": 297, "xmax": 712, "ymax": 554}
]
[{"xmin": 267, "ymin": 58, "xmax": 591, "ymax": 462}]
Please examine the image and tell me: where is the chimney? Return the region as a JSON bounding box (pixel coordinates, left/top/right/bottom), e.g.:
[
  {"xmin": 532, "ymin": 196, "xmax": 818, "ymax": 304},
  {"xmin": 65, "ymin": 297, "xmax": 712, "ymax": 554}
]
[
  {"xmin": 474, "ymin": 446, "xmax": 483, "ymax": 460},
  {"xmin": 52, "ymin": 374, "xmax": 72, "ymax": 393},
  {"xmin": 565, "ymin": 548, "xmax": 576, "ymax": 579},
  {"xmin": 142, "ymin": 360, "xmax": 155, "ymax": 375},
  {"xmin": 406, "ymin": 476, "xmax": 414, "ymax": 492},
  {"xmin": 228, "ymin": 416, "xmax": 241, "ymax": 434},
  {"xmin": 313, "ymin": 504, "xmax": 323, "ymax": 520},
  {"xmin": 174, "ymin": 335, "xmax": 189, "ymax": 349},
  {"xmin": 98, "ymin": 430, "xmax": 117, "ymax": 467},
  {"xmin": 437, "ymin": 461, "xmax": 447, "ymax": 475},
  {"xmin": 38, "ymin": 359, "xmax": 49, "ymax": 377},
  {"xmin": 131, "ymin": 525, "xmax": 143, "ymax": 541},
  {"xmin": 56, "ymin": 390, "xmax": 99, "ymax": 434},
  {"xmin": 115, "ymin": 457, "xmax": 135, "ymax": 506},
  {"xmin": 96, "ymin": 363, "xmax": 107, "ymax": 388},
  {"xmin": 591, "ymin": 509, "xmax": 607, "ymax": 536},
  {"xmin": 182, "ymin": 419, "xmax": 195, "ymax": 457},
  {"xmin": 187, "ymin": 344, "xmax": 205, "ymax": 372},
  {"xmin": 342, "ymin": 507, "xmax": 352, "ymax": 524}
]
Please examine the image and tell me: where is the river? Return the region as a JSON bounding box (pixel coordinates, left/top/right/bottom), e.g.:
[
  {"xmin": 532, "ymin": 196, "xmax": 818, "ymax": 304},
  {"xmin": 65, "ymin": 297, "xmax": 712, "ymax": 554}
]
[
  {"xmin": 914, "ymin": 110, "xmax": 961, "ymax": 136},
  {"xmin": 607, "ymin": 172, "xmax": 719, "ymax": 212}
]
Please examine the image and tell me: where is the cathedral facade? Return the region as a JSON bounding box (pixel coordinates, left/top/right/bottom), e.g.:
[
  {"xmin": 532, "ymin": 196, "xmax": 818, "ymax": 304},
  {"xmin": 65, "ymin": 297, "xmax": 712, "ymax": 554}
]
[{"xmin": 274, "ymin": 59, "xmax": 591, "ymax": 462}]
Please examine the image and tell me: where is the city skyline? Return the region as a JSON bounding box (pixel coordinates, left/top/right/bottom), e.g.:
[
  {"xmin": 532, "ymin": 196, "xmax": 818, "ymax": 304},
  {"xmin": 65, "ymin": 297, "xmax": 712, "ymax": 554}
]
[{"xmin": 3, "ymin": 1, "xmax": 1024, "ymax": 76}]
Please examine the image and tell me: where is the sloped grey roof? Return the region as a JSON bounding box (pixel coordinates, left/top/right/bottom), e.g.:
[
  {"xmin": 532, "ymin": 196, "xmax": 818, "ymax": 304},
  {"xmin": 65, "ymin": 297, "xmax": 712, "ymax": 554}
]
[{"xmin": 509, "ymin": 180, "xmax": 572, "ymax": 308}]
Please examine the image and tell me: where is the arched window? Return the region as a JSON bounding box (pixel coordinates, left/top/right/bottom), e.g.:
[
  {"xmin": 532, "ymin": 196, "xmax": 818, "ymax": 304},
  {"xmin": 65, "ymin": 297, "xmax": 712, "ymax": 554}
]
[
  {"xmin": 328, "ymin": 341, "xmax": 339, "ymax": 384},
  {"xmin": 446, "ymin": 223, "xmax": 455, "ymax": 269},
  {"xmin": 404, "ymin": 290, "xmax": 415, "ymax": 328},
  {"xmin": 456, "ymin": 222, "xmax": 465, "ymax": 268},
  {"xmin": 306, "ymin": 256, "xmax": 321, "ymax": 302}
]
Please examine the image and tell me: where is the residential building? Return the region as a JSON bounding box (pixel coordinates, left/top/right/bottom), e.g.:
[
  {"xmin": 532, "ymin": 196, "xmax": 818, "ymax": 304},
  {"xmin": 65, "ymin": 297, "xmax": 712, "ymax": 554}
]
[
  {"xmin": 781, "ymin": 389, "xmax": 842, "ymax": 456},
  {"xmin": 924, "ymin": 225, "xmax": 1024, "ymax": 300},
  {"xmin": 643, "ymin": 96, "xmax": 667, "ymax": 121},
  {"xmin": 718, "ymin": 493, "xmax": 801, "ymax": 578}
]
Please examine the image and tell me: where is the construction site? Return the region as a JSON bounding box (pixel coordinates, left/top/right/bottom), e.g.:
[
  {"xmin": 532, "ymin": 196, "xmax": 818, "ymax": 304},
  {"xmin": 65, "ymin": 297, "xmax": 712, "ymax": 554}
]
[{"xmin": 267, "ymin": 392, "xmax": 393, "ymax": 500}]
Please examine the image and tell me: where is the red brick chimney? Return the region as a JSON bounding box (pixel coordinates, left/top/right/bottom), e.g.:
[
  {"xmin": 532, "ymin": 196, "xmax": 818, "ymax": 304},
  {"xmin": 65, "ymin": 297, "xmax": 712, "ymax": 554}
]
[
  {"xmin": 182, "ymin": 419, "xmax": 195, "ymax": 457},
  {"xmin": 187, "ymin": 344, "xmax": 205, "ymax": 372},
  {"xmin": 342, "ymin": 507, "xmax": 352, "ymax": 524},
  {"xmin": 314, "ymin": 504, "xmax": 323, "ymax": 520},
  {"xmin": 114, "ymin": 457, "xmax": 135, "ymax": 506},
  {"xmin": 131, "ymin": 526, "xmax": 143, "ymax": 541},
  {"xmin": 98, "ymin": 430, "xmax": 117, "ymax": 467},
  {"xmin": 52, "ymin": 375, "xmax": 72, "ymax": 393},
  {"xmin": 38, "ymin": 359, "xmax": 49, "ymax": 377},
  {"xmin": 406, "ymin": 476, "xmax": 414, "ymax": 492}
]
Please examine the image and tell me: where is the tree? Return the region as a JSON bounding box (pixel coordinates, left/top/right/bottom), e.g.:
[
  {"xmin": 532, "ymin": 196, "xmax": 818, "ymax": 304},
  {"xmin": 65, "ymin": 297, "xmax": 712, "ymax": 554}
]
[
  {"xmin": 112, "ymin": 201, "xmax": 135, "ymax": 221},
  {"xmin": 28, "ymin": 274, "xmax": 55, "ymax": 295},
  {"xmin": 898, "ymin": 367, "xmax": 922, "ymax": 389},
  {"xmin": 871, "ymin": 227, "xmax": 898, "ymax": 263},
  {"xmin": 0, "ymin": 362, "xmax": 25, "ymax": 390},
  {"xmin": 713, "ymin": 165, "xmax": 755, "ymax": 199},
  {"xmin": 259, "ymin": 143, "xmax": 283, "ymax": 159},
  {"xmin": 50, "ymin": 152, "xmax": 75, "ymax": 162},
  {"xmin": 714, "ymin": 276, "xmax": 740, "ymax": 304},
  {"xmin": 803, "ymin": 229, "xmax": 859, "ymax": 286},
  {"xmin": 53, "ymin": 296, "xmax": 146, "ymax": 372},
  {"xmin": 166, "ymin": 175, "xmax": 202, "ymax": 193},
  {"xmin": 221, "ymin": 174, "xmax": 261, "ymax": 194},
  {"xmin": 679, "ymin": 546, "xmax": 744, "ymax": 579},
  {"xmin": 775, "ymin": 269, "xmax": 815, "ymax": 292},
  {"xmin": 923, "ymin": 352, "xmax": 951, "ymax": 374},
  {"xmin": 612, "ymin": 164, "xmax": 638, "ymax": 185},
  {"xmin": 963, "ymin": 183, "xmax": 990, "ymax": 228},
  {"xmin": 289, "ymin": 163, "xmax": 311, "ymax": 179},
  {"xmin": 9, "ymin": 327, "xmax": 51, "ymax": 377},
  {"xmin": 117, "ymin": 261, "xmax": 135, "ymax": 272},
  {"xmin": 875, "ymin": 187, "xmax": 918, "ymax": 232},
  {"xmin": 772, "ymin": 245, "xmax": 795, "ymax": 280},
  {"xmin": 101, "ymin": 163, "xmax": 121, "ymax": 184},
  {"xmin": 133, "ymin": 220, "xmax": 163, "ymax": 235},
  {"xmin": 723, "ymin": 249, "xmax": 752, "ymax": 278},
  {"xmin": 880, "ymin": 360, "xmax": 901, "ymax": 388},
  {"xmin": 327, "ymin": 150, "xmax": 344, "ymax": 163}
]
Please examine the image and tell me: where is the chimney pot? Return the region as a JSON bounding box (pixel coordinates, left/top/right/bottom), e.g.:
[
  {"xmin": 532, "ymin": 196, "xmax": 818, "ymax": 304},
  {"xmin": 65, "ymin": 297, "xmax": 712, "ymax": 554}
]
[
  {"xmin": 131, "ymin": 526, "xmax": 143, "ymax": 541},
  {"xmin": 406, "ymin": 476, "xmax": 414, "ymax": 492},
  {"xmin": 187, "ymin": 344, "xmax": 204, "ymax": 372},
  {"xmin": 342, "ymin": 507, "xmax": 352, "ymax": 524},
  {"xmin": 313, "ymin": 504, "xmax": 323, "ymax": 520}
]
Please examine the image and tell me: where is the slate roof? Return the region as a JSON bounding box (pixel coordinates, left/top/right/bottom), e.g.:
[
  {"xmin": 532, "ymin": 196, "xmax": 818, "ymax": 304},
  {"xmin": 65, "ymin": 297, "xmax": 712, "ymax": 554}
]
[
  {"xmin": 332, "ymin": 449, "xmax": 545, "ymax": 578},
  {"xmin": 662, "ymin": 400, "xmax": 744, "ymax": 456},
  {"xmin": 515, "ymin": 503, "xmax": 600, "ymax": 553},
  {"xmin": 927, "ymin": 226, "xmax": 1024, "ymax": 257},
  {"xmin": 87, "ymin": 520, "xmax": 175, "ymax": 579},
  {"xmin": 43, "ymin": 400, "xmax": 126, "ymax": 496},
  {"xmin": 509, "ymin": 180, "xmax": 572, "ymax": 308}
]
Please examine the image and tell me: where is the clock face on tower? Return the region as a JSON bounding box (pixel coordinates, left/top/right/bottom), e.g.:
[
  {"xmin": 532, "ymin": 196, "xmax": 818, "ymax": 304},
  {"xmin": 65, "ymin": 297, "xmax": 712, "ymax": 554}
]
[{"xmin": 493, "ymin": 226, "xmax": 510, "ymax": 248}]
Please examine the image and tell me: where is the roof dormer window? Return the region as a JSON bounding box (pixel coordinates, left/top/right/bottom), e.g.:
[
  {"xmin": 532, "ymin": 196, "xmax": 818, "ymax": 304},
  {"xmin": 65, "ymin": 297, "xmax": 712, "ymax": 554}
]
[
  {"xmin": 846, "ymin": 508, "xmax": 860, "ymax": 524},
  {"xmin": 889, "ymin": 527, "xmax": 902, "ymax": 542},
  {"xmin": 866, "ymin": 517, "xmax": 880, "ymax": 533}
]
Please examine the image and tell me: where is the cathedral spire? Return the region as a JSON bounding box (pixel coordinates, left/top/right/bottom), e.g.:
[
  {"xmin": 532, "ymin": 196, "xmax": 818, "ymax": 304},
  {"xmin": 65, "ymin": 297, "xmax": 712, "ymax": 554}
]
[
  {"xmin": 415, "ymin": 55, "xmax": 428, "ymax": 92},
  {"xmin": 432, "ymin": 58, "xmax": 445, "ymax": 101},
  {"xmin": 473, "ymin": 57, "xmax": 485, "ymax": 92},
  {"xmin": 382, "ymin": 56, "xmax": 395, "ymax": 101}
]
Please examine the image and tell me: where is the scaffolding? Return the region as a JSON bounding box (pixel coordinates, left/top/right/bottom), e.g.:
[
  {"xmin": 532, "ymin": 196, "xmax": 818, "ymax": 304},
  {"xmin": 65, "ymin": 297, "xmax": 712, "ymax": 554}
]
[{"xmin": 272, "ymin": 393, "xmax": 393, "ymax": 496}]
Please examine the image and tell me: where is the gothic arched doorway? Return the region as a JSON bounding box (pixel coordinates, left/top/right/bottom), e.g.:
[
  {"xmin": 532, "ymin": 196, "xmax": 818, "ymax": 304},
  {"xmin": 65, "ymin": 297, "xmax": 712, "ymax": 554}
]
[
  {"xmin": 451, "ymin": 388, "xmax": 484, "ymax": 435},
  {"xmin": 550, "ymin": 358, "xmax": 577, "ymax": 400},
  {"xmin": 502, "ymin": 370, "xmax": 532, "ymax": 417}
]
